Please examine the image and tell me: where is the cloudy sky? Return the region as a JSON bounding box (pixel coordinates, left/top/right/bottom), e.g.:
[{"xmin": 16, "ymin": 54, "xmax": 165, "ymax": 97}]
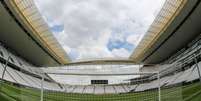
[{"xmin": 34, "ymin": 0, "xmax": 165, "ymax": 61}]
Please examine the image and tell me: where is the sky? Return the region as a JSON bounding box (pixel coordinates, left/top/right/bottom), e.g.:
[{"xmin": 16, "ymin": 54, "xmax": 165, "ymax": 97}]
[{"xmin": 34, "ymin": 0, "xmax": 165, "ymax": 61}]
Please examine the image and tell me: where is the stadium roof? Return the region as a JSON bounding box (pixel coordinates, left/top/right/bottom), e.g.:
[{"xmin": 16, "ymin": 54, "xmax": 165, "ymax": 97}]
[
  {"xmin": 130, "ymin": 0, "xmax": 201, "ymax": 64},
  {"xmin": 0, "ymin": 0, "xmax": 70, "ymax": 66},
  {"xmin": 67, "ymin": 58, "xmax": 135, "ymax": 65}
]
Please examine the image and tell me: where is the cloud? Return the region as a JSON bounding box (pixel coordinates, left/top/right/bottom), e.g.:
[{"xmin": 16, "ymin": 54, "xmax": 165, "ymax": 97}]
[
  {"xmin": 126, "ymin": 33, "xmax": 144, "ymax": 47},
  {"xmin": 34, "ymin": 0, "xmax": 165, "ymax": 60},
  {"xmin": 111, "ymin": 48, "xmax": 130, "ymax": 58}
]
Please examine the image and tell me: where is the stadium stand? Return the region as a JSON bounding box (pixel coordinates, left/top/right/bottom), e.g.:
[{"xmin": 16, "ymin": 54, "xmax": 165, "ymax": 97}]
[
  {"xmin": 83, "ymin": 85, "xmax": 94, "ymax": 94},
  {"xmin": 1, "ymin": 0, "xmax": 201, "ymax": 100},
  {"xmin": 2, "ymin": 38, "xmax": 201, "ymax": 95},
  {"xmin": 1, "ymin": 36, "xmax": 201, "ymax": 99},
  {"xmin": 105, "ymin": 86, "xmax": 116, "ymax": 94}
]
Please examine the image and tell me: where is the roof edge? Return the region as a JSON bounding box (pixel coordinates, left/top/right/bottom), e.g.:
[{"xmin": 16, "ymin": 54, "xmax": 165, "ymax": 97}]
[
  {"xmin": 130, "ymin": 0, "xmax": 187, "ymax": 62},
  {"xmin": 7, "ymin": 0, "xmax": 71, "ymax": 64}
]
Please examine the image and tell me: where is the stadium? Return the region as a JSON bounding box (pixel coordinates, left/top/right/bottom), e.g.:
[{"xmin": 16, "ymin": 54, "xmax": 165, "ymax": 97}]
[{"xmin": 0, "ymin": 0, "xmax": 201, "ymax": 101}]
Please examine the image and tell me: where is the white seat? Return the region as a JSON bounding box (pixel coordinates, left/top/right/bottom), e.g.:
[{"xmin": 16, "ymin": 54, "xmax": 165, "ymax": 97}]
[
  {"xmin": 3, "ymin": 67, "xmax": 17, "ymax": 83},
  {"xmin": 135, "ymin": 83, "xmax": 149, "ymax": 91},
  {"xmin": 64, "ymin": 85, "xmax": 74, "ymax": 93},
  {"xmin": 172, "ymin": 69, "xmax": 192, "ymax": 84},
  {"xmin": 0, "ymin": 63, "xmax": 4, "ymax": 77},
  {"xmin": 94, "ymin": 85, "xmax": 104, "ymax": 94},
  {"xmin": 127, "ymin": 85, "xmax": 137, "ymax": 91},
  {"xmin": 83, "ymin": 85, "xmax": 94, "ymax": 94},
  {"xmin": 114, "ymin": 86, "xmax": 126, "ymax": 93},
  {"xmin": 105, "ymin": 86, "xmax": 115, "ymax": 94},
  {"xmin": 186, "ymin": 67, "xmax": 199, "ymax": 82},
  {"xmin": 122, "ymin": 85, "xmax": 130, "ymax": 92},
  {"xmin": 7, "ymin": 67, "xmax": 29, "ymax": 86},
  {"xmin": 73, "ymin": 85, "xmax": 84, "ymax": 93},
  {"xmin": 0, "ymin": 46, "xmax": 9, "ymax": 59}
]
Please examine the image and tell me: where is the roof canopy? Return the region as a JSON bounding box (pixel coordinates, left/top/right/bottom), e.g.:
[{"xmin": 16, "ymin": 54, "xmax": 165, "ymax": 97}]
[
  {"xmin": 0, "ymin": 0, "xmax": 70, "ymax": 66},
  {"xmin": 130, "ymin": 0, "xmax": 201, "ymax": 64}
]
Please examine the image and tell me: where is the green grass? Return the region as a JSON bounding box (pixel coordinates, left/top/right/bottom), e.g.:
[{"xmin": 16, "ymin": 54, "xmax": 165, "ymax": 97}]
[{"xmin": 0, "ymin": 82, "xmax": 201, "ymax": 101}]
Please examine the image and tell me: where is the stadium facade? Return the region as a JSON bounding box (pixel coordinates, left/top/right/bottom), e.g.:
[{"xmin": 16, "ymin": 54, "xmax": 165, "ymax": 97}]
[{"xmin": 0, "ymin": 0, "xmax": 201, "ymax": 101}]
